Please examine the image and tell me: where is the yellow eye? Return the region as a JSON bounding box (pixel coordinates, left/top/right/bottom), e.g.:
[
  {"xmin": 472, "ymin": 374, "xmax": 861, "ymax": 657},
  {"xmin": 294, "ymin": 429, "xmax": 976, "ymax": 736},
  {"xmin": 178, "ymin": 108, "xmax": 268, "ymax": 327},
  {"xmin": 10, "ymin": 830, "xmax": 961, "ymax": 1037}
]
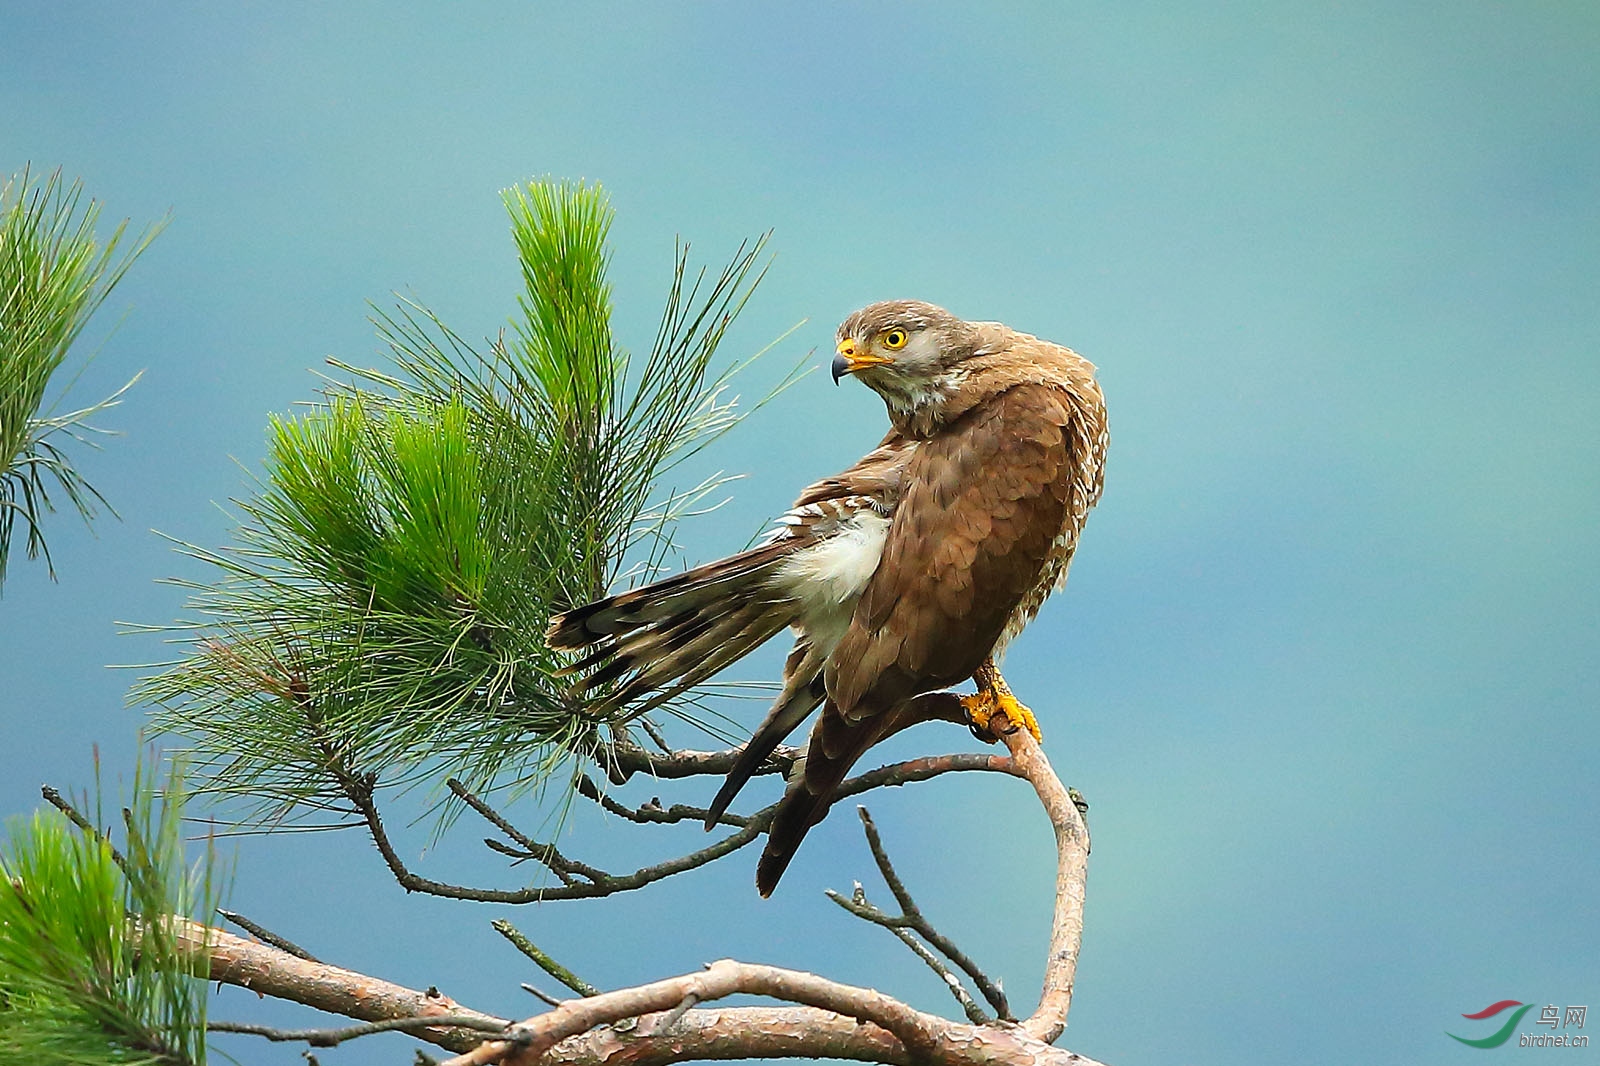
[{"xmin": 881, "ymin": 328, "xmax": 908, "ymax": 350}]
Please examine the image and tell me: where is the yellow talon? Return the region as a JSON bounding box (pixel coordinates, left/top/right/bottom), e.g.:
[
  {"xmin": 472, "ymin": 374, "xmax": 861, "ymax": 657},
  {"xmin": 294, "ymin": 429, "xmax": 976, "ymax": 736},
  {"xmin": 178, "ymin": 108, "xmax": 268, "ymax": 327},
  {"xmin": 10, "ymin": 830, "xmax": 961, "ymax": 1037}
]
[{"xmin": 960, "ymin": 659, "xmax": 1043, "ymax": 742}]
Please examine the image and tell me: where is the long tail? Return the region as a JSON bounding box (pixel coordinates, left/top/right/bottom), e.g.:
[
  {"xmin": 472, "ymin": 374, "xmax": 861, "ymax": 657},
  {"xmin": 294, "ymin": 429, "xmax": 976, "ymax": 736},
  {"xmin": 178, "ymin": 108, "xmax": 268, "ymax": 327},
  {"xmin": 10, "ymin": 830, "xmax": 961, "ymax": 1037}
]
[
  {"xmin": 755, "ymin": 700, "xmax": 893, "ymax": 897},
  {"xmin": 753, "ymin": 692, "xmax": 955, "ymax": 896},
  {"xmin": 704, "ymin": 641, "xmax": 828, "ymax": 828},
  {"xmin": 546, "ymin": 540, "xmax": 801, "ymax": 716}
]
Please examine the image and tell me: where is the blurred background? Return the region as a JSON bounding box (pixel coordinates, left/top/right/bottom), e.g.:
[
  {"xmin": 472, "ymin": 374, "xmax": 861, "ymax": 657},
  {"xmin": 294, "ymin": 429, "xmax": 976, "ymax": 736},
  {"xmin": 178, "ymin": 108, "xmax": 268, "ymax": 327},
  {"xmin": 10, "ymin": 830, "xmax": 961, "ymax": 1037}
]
[{"xmin": 3, "ymin": 4, "xmax": 1597, "ymax": 1064}]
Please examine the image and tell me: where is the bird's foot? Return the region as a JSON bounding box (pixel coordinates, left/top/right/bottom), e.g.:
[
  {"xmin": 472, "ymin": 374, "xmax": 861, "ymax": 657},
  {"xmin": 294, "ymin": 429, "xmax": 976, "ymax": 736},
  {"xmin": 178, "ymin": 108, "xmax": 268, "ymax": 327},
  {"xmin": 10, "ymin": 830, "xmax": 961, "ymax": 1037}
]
[{"xmin": 961, "ymin": 686, "xmax": 1042, "ymax": 743}]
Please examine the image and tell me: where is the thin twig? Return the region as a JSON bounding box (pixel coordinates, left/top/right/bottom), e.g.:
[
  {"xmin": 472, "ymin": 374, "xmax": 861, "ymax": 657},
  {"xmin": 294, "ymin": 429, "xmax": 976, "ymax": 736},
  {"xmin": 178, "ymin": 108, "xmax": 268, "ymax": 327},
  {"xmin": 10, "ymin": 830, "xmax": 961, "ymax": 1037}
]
[
  {"xmin": 447, "ymin": 778, "xmax": 547, "ymax": 852},
  {"xmin": 602, "ymin": 736, "xmax": 801, "ymax": 783},
  {"xmin": 639, "ymin": 718, "xmax": 674, "ymax": 753},
  {"xmin": 218, "ymin": 908, "xmax": 320, "ymax": 962},
  {"xmin": 653, "ymin": 992, "xmax": 699, "ymax": 1034},
  {"xmin": 853, "ymin": 807, "xmax": 1012, "ymax": 1020},
  {"xmin": 827, "ymin": 884, "xmax": 991, "ymax": 1025},
  {"xmin": 492, "ymin": 919, "xmax": 600, "ymax": 997},
  {"xmin": 449, "ymin": 778, "xmax": 608, "ymax": 884},
  {"xmin": 521, "ymin": 983, "xmax": 563, "ymax": 1008},
  {"xmin": 833, "ymin": 752, "xmax": 1022, "ymax": 801},
  {"xmin": 208, "ymin": 1015, "xmax": 511, "ymax": 1047},
  {"xmin": 347, "ymin": 749, "xmax": 1013, "ymax": 903},
  {"xmin": 483, "ymin": 838, "xmax": 577, "ymax": 884},
  {"xmin": 574, "ymin": 773, "xmax": 751, "ymax": 828},
  {"xmin": 40, "ymin": 785, "xmax": 127, "ymax": 868}
]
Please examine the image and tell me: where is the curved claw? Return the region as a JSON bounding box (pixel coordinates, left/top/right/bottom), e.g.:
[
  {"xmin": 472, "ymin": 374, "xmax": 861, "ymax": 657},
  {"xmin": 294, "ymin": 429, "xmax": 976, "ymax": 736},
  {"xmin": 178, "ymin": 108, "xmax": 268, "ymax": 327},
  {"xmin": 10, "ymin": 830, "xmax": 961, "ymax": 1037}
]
[{"xmin": 961, "ymin": 687, "xmax": 1043, "ymax": 743}]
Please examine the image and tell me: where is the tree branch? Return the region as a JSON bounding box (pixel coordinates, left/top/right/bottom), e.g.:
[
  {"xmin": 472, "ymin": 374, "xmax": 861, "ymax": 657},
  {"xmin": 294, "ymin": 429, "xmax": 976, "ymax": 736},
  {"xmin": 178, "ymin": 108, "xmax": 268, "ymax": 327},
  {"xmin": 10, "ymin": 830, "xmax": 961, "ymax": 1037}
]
[
  {"xmin": 209, "ymin": 1015, "xmax": 510, "ymax": 1047},
  {"xmin": 573, "ymin": 772, "xmax": 754, "ymax": 828},
  {"xmin": 829, "ymin": 882, "xmax": 992, "ymax": 1025},
  {"xmin": 40, "ymin": 784, "xmax": 127, "ymax": 867},
  {"xmin": 443, "ymin": 959, "xmax": 943, "ymax": 1066},
  {"xmin": 170, "ymin": 918, "xmax": 511, "ymax": 1054},
  {"xmin": 826, "ymin": 806, "xmax": 1012, "ymax": 1023},
  {"xmin": 601, "ymin": 736, "xmax": 801, "ymax": 783},
  {"xmin": 217, "ymin": 908, "xmax": 321, "ymax": 962},
  {"xmin": 176, "ymin": 902, "xmax": 1108, "ymax": 1066},
  {"xmin": 491, "ymin": 919, "xmax": 600, "ymax": 997},
  {"xmin": 450, "ymin": 777, "xmax": 608, "ymax": 884},
  {"xmin": 177, "ymin": 694, "xmax": 1095, "ymax": 1062},
  {"xmin": 990, "ymin": 710, "xmax": 1090, "ymax": 1045},
  {"xmin": 349, "ymin": 748, "xmax": 1017, "ymax": 904}
]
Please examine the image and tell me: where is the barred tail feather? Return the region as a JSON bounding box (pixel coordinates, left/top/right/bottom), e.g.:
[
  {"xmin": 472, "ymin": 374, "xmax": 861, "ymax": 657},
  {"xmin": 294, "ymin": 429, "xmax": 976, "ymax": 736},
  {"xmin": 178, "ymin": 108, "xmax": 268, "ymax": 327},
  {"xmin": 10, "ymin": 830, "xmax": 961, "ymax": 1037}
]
[
  {"xmin": 546, "ymin": 541, "xmax": 796, "ymax": 650},
  {"xmin": 546, "ymin": 539, "xmax": 804, "ymax": 716},
  {"xmin": 610, "ymin": 600, "xmax": 794, "ymax": 715}
]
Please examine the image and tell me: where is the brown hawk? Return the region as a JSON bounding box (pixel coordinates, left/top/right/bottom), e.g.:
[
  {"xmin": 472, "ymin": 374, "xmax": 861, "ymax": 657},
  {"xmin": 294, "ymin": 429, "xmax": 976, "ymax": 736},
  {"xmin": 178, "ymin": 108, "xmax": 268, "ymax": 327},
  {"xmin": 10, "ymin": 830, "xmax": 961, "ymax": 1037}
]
[{"xmin": 547, "ymin": 300, "xmax": 1108, "ymax": 895}]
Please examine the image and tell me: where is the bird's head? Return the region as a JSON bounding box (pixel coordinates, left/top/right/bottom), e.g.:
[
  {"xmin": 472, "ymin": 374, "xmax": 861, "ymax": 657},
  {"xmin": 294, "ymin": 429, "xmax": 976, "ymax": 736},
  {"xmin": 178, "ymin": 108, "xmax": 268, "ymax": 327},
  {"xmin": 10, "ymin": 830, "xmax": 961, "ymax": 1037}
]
[{"xmin": 831, "ymin": 300, "xmax": 979, "ymax": 422}]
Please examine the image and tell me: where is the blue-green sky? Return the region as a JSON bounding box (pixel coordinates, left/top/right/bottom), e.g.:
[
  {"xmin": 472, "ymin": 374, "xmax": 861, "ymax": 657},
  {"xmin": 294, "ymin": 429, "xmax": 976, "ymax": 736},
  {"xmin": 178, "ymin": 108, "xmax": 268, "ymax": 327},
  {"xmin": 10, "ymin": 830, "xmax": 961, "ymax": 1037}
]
[{"xmin": 4, "ymin": 4, "xmax": 1598, "ymax": 1064}]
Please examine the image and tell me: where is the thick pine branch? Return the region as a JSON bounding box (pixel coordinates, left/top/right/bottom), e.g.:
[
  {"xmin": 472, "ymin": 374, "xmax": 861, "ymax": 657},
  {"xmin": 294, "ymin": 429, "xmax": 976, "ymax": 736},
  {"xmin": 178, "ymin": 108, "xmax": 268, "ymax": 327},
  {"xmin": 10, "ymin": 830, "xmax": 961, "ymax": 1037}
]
[{"xmin": 156, "ymin": 705, "xmax": 1100, "ymax": 1066}]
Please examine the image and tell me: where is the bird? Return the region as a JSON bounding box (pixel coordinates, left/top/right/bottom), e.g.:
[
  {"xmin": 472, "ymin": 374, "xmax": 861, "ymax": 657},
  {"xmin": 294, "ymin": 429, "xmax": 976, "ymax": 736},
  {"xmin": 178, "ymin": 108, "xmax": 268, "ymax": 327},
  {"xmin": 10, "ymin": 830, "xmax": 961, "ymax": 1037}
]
[{"xmin": 546, "ymin": 299, "xmax": 1108, "ymax": 895}]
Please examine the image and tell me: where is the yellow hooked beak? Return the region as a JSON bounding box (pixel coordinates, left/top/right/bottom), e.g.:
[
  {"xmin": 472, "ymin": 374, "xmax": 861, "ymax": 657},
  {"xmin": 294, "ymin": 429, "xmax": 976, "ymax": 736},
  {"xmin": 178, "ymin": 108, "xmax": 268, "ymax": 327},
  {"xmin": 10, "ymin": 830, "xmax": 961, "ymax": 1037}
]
[{"xmin": 831, "ymin": 338, "xmax": 893, "ymax": 384}]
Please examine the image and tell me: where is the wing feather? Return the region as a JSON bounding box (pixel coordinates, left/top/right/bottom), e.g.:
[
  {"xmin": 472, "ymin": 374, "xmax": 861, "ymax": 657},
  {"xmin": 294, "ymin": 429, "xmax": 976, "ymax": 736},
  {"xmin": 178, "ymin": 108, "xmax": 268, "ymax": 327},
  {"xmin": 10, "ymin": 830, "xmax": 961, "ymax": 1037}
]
[{"xmin": 828, "ymin": 384, "xmax": 1074, "ymax": 712}]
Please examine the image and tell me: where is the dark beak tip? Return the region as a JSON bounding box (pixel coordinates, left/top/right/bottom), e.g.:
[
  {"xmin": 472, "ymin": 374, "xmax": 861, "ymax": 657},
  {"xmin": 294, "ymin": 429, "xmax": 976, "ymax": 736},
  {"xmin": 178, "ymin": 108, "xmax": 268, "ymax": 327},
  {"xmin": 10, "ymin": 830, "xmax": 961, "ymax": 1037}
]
[{"xmin": 830, "ymin": 354, "xmax": 849, "ymax": 385}]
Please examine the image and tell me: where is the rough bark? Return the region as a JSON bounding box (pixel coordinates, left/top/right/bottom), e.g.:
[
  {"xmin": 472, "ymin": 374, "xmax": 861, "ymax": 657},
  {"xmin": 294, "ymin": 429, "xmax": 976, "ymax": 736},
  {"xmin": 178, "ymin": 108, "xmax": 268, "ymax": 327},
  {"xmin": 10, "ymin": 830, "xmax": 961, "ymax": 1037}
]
[{"xmin": 179, "ymin": 706, "xmax": 1100, "ymax": 1066}]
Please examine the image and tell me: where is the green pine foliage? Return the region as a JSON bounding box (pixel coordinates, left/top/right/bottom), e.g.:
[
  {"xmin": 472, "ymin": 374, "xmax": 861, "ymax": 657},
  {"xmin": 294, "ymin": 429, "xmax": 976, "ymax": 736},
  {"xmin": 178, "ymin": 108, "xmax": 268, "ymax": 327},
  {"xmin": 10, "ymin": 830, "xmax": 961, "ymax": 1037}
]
[
  {"xmin": 0, "ymin": 166, "xmax": 161, "ymax": 589},
  {"xmin": 0, "ymin": 766, "xmax": 218, "ymax": 1066},
  {"xmin": 137, "ymin": 179, "xmax": 783, "ymax": 826}
]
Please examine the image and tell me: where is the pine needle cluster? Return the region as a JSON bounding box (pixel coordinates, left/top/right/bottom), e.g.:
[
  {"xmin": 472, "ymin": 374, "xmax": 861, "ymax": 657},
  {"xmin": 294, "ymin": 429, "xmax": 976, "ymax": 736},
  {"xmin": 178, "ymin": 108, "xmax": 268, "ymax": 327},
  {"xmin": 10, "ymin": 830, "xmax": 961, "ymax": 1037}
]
[
  {"xmin": 0, "ymin": 766, "xmax": 218, "ymax": 1066},
  {"xmin": 0, "ymin": 166, "xmax": 161, "ymax": 588},
  {"xmin": 136, "ymin": 180, "xmax": 781, "ymax": 826}
]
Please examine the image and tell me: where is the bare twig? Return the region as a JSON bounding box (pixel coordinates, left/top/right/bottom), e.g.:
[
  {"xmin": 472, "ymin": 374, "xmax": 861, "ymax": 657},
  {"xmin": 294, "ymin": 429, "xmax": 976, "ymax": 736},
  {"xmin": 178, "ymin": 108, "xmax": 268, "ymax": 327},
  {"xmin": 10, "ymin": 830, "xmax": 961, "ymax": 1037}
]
[
  {"xmin": 40, "ymin": 785, "xmax": 126, "ymax": 868},
  {"xmin": 638, "ymin": 718, "xmax": 674, "ymax": 753},
  {"xmin": 491, "ymin": 919, "xmax": 600, "ymax": 997},
  {"xmin": 208, "ymin": 1015, "xmax": 510, "ymax": 1047},
  {"xmin": 449, "ymin": 778, "xmax": 607, "ymax": 884},
  {"xmin": 217, "ymin": 908, "xmax": 320, "ymax": 962},
  {"xmin": 839, "ymin": 806, "xmax": 1013, "ymax": 1021},
  {"xmin": 482, "ymin": 838, "xmax": 576, "ymax": 884},
  {"xmin": 348, "ymin": 748, "xmax": 1014, "ymax": 903},
  {"xmin": 598, "ymin": 690, "xmax": 973, "ymax": 786},
  {"xmin": 652, "ymin": 992, "xmax": 699, "ymax": 1034},
  {"xmin": 521, "ymin": 983, "xmax": 563, "ymax": 1008},
  {"xmin": 323, "ymin": 752, "xmax": 767, "ymax": 902},
  {"xmin": 574, "ymin": 772, "xmax": 752, "ymax": 828},
  {"xmin": 829, "ymin": 882, "xmax": 992, "ymax": 1024},
  {"xmin": 832, "ymin": 752, "xmax": 1023, "ymax": 800},
  {"xmin": 602, "ymin": 736, "xmax": 801, "ymax": 784}
]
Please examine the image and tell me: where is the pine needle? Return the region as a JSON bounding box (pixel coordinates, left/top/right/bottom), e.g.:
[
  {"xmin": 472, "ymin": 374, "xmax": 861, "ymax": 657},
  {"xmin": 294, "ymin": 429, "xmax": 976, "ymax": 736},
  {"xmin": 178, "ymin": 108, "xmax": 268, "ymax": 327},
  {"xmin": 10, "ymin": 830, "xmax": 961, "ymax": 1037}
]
[
  {"xmin": 0, "ymin": 763, "xmax": 220, "ymax": 1065},
  {"xmin": 0, "ymin": 165, "xmax": 163, "ymax": 589},
  {"xmin": 134, "ymin": 179, "xmax": 782, "ymax": 830}
]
